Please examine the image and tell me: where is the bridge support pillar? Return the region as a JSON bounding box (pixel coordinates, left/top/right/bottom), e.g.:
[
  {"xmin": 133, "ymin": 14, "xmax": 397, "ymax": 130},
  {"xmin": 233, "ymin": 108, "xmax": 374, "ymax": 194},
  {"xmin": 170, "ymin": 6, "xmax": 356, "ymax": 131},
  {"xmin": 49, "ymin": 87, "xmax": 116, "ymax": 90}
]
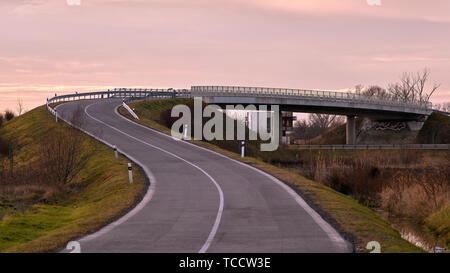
[
  {"xmin": 346, "ymin": 115, "xmax": 356, "ymax": 145},
  {"xmin": 279, "ymin": 110, "xmax": 283, "ymax": 145}
]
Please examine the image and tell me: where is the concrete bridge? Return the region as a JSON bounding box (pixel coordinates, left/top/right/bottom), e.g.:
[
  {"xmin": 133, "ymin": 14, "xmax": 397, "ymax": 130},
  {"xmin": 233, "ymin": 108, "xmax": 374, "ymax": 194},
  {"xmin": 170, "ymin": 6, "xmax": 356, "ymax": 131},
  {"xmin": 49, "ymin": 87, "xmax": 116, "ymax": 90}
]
[
  {"xmin": 48, "ymin": 86, "xmax": 434, "ymax": 145},
  {"xmin": 191, "ymin": 86, "xmax": 433, "ymax": 145}
]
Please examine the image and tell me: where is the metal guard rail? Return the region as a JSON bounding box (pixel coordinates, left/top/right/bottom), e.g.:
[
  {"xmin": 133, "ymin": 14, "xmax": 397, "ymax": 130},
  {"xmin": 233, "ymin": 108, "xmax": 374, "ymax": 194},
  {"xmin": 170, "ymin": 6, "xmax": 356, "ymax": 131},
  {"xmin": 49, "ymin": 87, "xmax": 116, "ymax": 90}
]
[
  {"xmin": 290, "ymin": 144, "xmax": 450, "ymax": 150},
  {"xmin": 46, "ymin": 88, "xmax": 190, "ymax": 116},
  {"xmin": 191, "ymin": 86, "xmax": 433, "ymax": 111},
  {"xmin": 47, "ymin": 88, "xmax": 190, "ymax": 104}
]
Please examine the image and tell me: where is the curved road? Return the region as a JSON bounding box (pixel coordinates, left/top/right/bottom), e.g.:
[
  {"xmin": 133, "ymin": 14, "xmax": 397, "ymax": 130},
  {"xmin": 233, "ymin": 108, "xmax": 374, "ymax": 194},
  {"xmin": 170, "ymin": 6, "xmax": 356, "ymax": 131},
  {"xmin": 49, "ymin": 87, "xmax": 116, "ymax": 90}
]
[{"xmin": 56, "ymin": 99, "xmax": 352, "ymax": 253}]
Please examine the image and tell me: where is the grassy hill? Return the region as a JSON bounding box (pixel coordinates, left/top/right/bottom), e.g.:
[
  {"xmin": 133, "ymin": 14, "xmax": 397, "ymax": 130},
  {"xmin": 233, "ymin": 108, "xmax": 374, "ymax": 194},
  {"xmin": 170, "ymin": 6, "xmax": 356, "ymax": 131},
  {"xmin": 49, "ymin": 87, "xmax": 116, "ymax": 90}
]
[
  {"xmin": 416, "ymin": 112, "xmax": 450, "ymax": 144},
  {"xmin": 310, "ymin": 123, "xmax": 347, "ymax": 145},
  {"xmin": 0, "ymin": 106, "xmax": 146, "ymax": 252}
]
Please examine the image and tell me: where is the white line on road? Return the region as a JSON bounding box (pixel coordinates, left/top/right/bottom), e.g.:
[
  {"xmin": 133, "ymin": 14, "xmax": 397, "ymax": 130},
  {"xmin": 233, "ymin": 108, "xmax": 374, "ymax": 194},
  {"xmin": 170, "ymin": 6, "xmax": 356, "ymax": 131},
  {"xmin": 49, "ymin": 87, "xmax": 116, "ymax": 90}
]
[
  {"xmin": 114, "ymin": 103, "xmax": 351, "ymax": 252},
  {"xmin": 54, "ymin": 103, "xmax": 157, "ymax": 244},
  {"xmin": 84, "ymin": 101, "xmax": 224, "ymax": 253}
]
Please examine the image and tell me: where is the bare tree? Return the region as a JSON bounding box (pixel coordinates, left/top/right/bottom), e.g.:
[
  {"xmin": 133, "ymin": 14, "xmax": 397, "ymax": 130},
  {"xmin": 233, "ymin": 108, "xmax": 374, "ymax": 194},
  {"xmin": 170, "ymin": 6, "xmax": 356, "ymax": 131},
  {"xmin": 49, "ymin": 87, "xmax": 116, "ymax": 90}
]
[
  {"xmin": 441, "ymin": 102, "xmax": 450, "ymax": 112},
  {"xmin": 309, "ymin": 113, "xmax": 344, "ymax": 131},
  {"xmin": 414, "ymin": 69, "xmax": 440, "ymax": 103},
  {"xmin": 388, "ymin": 68, "xmax": 440, "ymax": 103},
  {"xmin": 355, "ymin": 84, "xmax": 364, "ymax": 95},
  {"xmin": 294, "ymin": 113, "xmax": 344, "ymax": 140},
  {"xmin": 39, "ymin": 128, "xmax": 84, "ymax": 186},
  {"xmin": 39, "ymin": 106, "xmax": 91, "ymax": 186},
  {"xmin": 362, "ymin": 85, "xmax": 391, "ymax": 100},
  {"xmin": 16, "ymin": 98, "xmax": 25, "ymax": 116}
]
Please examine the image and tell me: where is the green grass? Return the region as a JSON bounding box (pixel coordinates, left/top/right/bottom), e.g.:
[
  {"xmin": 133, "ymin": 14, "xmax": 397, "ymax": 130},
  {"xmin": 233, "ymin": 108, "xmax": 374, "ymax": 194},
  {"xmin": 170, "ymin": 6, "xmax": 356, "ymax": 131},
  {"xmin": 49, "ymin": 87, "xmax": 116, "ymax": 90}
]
[
  {"xmin": 424, "ymin": 205, "xmax": 450, "ymax": 248},
  {"xmin": 120, "ymin": 98, "xmax": 424, "ymax": 253},
  {"xmin": 0, "ymin": 106, "xmax": 146, "ymax": 252}
]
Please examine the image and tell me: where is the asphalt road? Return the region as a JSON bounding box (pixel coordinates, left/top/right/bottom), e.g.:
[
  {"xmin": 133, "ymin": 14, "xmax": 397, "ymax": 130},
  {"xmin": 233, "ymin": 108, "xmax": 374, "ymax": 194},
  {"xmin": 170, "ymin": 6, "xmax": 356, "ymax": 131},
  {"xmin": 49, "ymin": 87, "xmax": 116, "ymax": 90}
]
[{"xmin": 56, "ymin": 99, "xmax": 352, "ymax": 253}]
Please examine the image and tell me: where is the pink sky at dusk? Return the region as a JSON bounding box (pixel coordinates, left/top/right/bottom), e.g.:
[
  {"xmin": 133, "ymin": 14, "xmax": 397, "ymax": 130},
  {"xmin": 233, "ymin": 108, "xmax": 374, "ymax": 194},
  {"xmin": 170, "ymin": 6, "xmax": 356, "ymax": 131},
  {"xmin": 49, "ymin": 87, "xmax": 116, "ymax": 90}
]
[{"xmin": 1, "ymin": 0, "xmax": 449, "ymax": 113}]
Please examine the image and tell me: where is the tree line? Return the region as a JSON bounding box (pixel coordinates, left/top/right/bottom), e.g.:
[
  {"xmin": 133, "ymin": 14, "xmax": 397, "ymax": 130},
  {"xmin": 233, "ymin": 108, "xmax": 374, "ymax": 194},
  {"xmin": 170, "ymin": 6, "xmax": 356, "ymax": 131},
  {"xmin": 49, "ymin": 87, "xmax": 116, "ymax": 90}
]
[{"xmin": 293, "ymin": 68, "xmax": 442, "ymax": 141}]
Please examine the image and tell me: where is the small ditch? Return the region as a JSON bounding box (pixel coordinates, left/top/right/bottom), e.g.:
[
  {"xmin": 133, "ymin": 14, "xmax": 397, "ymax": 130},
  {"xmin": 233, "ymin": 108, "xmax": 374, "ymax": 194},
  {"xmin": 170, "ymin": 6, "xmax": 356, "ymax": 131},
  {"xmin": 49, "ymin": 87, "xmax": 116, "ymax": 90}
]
[{"xmin": 377, "ymin": 210, "xmax": 442, "ymax": 253}]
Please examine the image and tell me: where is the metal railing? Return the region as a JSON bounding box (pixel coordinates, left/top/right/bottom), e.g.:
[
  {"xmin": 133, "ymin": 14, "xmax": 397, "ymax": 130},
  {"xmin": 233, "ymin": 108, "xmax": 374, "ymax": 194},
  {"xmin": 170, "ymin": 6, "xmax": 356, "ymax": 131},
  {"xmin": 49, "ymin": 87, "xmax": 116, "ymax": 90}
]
[
  {"xmin": 191, "ymin": 86, "xmax": 433, "ymax": 111},
  {"xmin": 46, "ymin": 88, "xmax": 190, "ymax": 116},
  {"xmin": 45, "ymin": 86, "xmax": 436, "ymax": 117},
  {"xmin": 47, "ymin": 88, "xmax": 190, "ymax": 104},
  {"xmin": 289, "ymin": 144, "xmax": 450, "ymax": 150}
]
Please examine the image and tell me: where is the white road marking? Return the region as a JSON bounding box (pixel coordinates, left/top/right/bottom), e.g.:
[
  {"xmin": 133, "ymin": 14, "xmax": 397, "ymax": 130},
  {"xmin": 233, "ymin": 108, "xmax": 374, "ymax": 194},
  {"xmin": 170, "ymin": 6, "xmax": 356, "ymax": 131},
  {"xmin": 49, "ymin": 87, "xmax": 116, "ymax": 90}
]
[
  {"xmin": 114, "ymin": 103, "xmax": 351, "ymax": 252},
  {"xmin": 54, "ymin": 102, "xmax": 157, "ymax": 244},
  {"xmin": 84, "ymin": 101, "xmax": 224, "ymax": 253}
]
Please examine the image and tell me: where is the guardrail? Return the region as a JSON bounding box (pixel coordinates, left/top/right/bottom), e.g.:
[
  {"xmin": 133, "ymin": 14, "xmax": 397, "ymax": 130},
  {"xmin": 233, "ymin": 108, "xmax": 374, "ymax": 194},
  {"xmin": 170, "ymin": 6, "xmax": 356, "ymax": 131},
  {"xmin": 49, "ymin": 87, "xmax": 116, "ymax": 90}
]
[
  {"xmin": 46, "ymin": 88, "xmax": 190, "ymax": 116},
  {"xmin": 288, "ymin": 144, "xmax": 450, "ymax": 150},
  {"xmin": 45, "ymin": 86, "xmax": 438, "ymax": 118},
  {"xmin": 47, "ymin": 88, "xmax": 190, "ymax": 104},
  {"xmin": 191, "ymin": 86, "xmax": 432, "ymax": 111},
  {"xmin": 433, "ymin": 109, "xmax": 450, "ymax": 116}
]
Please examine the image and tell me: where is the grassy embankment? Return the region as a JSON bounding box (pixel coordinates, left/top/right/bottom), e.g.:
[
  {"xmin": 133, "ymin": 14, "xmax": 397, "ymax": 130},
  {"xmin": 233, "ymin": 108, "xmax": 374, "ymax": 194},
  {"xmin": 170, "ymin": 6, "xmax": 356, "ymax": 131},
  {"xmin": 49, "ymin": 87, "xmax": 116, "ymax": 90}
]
[
  {"xmin": 297, "ymin": 112, "xmax": 450, "ymax": 249},
  {"xmin": 119, "ymin": 98, "xmax": 425, "ymax": 253},
  {"xmin": 417, "ymin": 112, "xmax": 450, "ymax": 144},
  {"xmin": 0, "ymin": 106, "xmax": 146, "ymax": 252}
]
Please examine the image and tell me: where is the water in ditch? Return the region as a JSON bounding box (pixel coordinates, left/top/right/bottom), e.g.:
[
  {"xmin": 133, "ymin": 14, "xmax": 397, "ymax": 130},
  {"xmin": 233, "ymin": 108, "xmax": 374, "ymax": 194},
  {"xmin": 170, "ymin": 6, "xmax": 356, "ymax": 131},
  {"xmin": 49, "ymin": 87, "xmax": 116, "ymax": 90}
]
[{"xmin": 377, "ymin": 210, "xmax": 442, "ymax": 253}]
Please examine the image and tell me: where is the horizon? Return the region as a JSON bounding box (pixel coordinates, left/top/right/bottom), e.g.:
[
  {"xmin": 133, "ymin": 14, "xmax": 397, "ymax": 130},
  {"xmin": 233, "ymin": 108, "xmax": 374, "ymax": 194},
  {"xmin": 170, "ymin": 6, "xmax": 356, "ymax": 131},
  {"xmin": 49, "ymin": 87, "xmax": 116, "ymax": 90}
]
[{"xmin": 1, "ymin": 0, "xmax": 449, "ymax": 113}]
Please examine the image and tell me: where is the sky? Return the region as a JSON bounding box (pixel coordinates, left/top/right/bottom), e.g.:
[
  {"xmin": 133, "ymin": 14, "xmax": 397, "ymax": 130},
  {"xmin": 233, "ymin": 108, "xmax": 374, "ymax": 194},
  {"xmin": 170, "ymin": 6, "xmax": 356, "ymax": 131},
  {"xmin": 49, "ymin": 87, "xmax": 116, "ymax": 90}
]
[{"xmin": 1, "ymin": 0, "xmax": 450, "ymax": 113}]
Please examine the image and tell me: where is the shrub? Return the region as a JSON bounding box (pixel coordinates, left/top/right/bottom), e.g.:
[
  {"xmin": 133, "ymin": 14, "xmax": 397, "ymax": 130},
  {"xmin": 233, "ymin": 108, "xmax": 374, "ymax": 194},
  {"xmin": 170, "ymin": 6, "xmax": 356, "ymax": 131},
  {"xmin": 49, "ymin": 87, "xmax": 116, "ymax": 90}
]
[
  {"xmin": 380, "ymin": 166, "xmax": 450, "ymax": 221},
  {"xmin": 0, "ymin": 113, "xmax": 3, "ymax": 127},
  {"xmin": 0, "ymin": 137, "xmax": 9, "ymax": 157},
  {"xmin": 4, "ymin": 110, "xmax": 15, "ymax": 121}
]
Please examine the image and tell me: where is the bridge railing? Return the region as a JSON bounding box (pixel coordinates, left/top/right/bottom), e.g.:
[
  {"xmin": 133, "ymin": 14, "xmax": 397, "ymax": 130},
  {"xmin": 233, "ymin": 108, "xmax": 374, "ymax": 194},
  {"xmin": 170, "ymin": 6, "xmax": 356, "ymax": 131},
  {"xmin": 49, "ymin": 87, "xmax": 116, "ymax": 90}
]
[
  {"xmin": 191, "ymin": 86, "xmax": 433, "ymax": 110},
  {"xmin": 46, "ymin": 88, "xmax": 190, "ymax": 115},
  {"xmin": 46, "ymin": 88, "xmax": 190, "ymax": 104},
  {"xmin": 289, "ymin": 144, "xmax": 450, "ymax": 150}
]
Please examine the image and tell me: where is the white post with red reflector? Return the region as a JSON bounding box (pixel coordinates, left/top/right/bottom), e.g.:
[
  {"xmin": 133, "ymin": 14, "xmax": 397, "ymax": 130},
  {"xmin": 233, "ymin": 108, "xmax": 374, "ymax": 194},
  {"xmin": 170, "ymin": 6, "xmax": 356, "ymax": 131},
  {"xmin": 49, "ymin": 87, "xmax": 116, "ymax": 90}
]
[
  {"xmin": 113, "ymin": 145, "xmax": 118, "ymax": 159},
  {"xmin": 128, "ymin": 163, "xmax": 133, "ymax": 184}
]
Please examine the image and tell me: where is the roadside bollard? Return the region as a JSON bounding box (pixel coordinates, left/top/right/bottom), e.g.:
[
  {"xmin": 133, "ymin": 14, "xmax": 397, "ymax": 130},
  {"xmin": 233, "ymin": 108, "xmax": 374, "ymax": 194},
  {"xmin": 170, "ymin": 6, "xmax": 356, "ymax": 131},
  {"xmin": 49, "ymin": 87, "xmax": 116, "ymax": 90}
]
[
  {"xmin": 113, "ymin": 145, "xmax": 118, "ymax": 159},
  {"xmin": 128, "ymin": 163, "xmax": 133, "ymax": 184},
  {"xmin": 55, "ymin": 110, "xmax": 58, "ymax": 123},
  {"xmin": 184, "ymin": 124, "xmax": 188, "ymax": 139},
  {"xmin": 241, "ymin": 141, "xmax": 245, "ymax": 158}
]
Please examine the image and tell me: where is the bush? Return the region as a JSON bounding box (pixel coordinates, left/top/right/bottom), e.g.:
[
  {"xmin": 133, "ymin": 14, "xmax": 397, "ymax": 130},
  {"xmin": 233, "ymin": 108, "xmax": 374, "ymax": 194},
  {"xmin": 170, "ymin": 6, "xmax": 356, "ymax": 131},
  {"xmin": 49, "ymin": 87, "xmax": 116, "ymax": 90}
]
[
  {"xmin": 380, "ymin": 166, "xmax": 450, "ymax": 221},
  {"xmin": 0, "ymin": 113, "xmax": 3, "ymax": 127},
  {"xmin": 325, "ymin": 164, "xmax": 385, "ymax": 206},
  {"xmin": 4, "ymin": 110, "xmax": 15, "ymax": 121},
  {"xmin": 38, "ymin": 127, "xmax": 86, "ymax": 186},
  {"xmin": 0, "ymin": 137, "xmax": 9, "ymax": 156}
]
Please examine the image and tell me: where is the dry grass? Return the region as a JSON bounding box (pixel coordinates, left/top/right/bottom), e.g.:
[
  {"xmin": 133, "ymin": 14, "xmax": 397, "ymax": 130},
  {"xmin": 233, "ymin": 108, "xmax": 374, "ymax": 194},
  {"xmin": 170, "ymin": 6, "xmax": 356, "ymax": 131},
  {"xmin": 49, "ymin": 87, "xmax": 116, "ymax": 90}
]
[
  {"xmin": 0, "ymin": 106, "xmax": 146, "ymax": 252},
  {"xmin": 380, "ymin": 166, "xmax": 450, "ymax": 220}
]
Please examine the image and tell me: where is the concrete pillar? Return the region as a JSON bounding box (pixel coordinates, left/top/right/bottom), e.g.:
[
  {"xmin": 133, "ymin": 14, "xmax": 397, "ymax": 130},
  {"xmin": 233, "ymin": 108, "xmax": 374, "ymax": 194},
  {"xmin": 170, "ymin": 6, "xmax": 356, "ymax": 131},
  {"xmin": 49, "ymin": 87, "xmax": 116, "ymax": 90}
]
[
  {"xmin": 279, "ymin": 110, "xmax": 283, "ymax": 144},
  {"xmin": 346, "ymin": 115, "xmax": 356, "ymax": 145}
]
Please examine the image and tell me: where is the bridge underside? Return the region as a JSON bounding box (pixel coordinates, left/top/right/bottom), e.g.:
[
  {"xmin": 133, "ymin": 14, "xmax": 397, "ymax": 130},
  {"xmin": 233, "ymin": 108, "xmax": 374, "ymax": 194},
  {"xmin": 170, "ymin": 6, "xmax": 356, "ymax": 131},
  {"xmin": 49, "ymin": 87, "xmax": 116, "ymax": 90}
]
[
  {"xmin": 202, "ymin": 96, "xmax": 429, "ymax": 121},
  {"xmin": 201, "ymin": 96, "xmax": 430, "ymax": 145}
]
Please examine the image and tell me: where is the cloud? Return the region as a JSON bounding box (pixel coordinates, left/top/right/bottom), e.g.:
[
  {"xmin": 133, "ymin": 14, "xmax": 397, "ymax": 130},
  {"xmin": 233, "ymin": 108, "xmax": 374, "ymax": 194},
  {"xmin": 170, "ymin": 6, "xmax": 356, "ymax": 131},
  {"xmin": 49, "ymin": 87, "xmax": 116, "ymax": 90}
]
[{"xmin": 0, "ymin": 0, "xmax": 449, "ymax": 111}]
